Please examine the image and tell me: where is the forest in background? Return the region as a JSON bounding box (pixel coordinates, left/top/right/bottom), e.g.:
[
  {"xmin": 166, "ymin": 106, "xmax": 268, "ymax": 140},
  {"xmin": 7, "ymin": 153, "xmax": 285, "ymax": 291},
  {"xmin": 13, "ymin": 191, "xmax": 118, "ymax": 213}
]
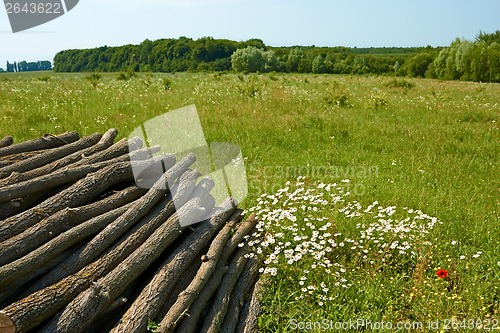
[
  {"xmin": 1, "ymin": 60, "xmax": 52, "ymax": 73},
  {"xmin": 3, "ymin": 31, "xmax": 500, "ymax": 82}
]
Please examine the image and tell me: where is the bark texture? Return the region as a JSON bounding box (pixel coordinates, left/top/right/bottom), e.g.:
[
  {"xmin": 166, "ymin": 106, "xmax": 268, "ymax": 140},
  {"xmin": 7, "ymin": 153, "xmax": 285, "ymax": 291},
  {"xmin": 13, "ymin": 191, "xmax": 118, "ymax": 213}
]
[{"xmin": 0, "ymin": 130, "xmax": 263, "ymax": 333}]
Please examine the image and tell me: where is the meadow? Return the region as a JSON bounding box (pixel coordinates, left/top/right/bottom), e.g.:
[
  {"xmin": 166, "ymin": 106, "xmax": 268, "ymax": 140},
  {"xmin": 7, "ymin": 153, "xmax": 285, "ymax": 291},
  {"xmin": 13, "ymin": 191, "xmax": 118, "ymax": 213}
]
[{"xmin": 0, "ymin": 72, "xmax": 498, "ymax": 331}]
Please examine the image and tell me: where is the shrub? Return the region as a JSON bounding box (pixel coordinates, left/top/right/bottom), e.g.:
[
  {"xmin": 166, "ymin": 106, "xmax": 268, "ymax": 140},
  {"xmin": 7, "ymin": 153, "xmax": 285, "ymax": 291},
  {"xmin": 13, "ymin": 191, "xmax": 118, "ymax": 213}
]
[
  {"xmin": 38, "ymin": 75, "xmax": 51, "ymax": 82},
  {"xmin": 116, "ymin": 71, "xmax": 135, "ymax": 81},
  {"xmin": 236, "ymin": 74, "xmax": 262, "ymax": 97},
  {"xmin": 162, "ymin": 77, "xmax": 172, "ymax": 91},
  {"xmin": 367, "ymin": 89, "xmax": 388, "ymax": 109},
  {"xmin": 85, "ymin": 73, "xmax": 102, "ymax": 88},
  {"xmin": 385, "ymin": 78, "xmax": 415, "ymax": 89},
  {"xmin": 323, "ymin": 93, "xmax": 353, "ymax": 108},
  {"xmin": 231, "ymin": 46, "xmax": 265, "ymax": 73}
]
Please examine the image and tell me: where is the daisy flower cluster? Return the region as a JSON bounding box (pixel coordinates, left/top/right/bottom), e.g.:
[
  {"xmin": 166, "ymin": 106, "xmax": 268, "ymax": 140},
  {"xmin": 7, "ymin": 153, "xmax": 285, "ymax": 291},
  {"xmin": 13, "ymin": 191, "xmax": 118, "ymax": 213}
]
[{"xmin": 245, "ymin": 176, "xmax": 443, "ymax": 305}]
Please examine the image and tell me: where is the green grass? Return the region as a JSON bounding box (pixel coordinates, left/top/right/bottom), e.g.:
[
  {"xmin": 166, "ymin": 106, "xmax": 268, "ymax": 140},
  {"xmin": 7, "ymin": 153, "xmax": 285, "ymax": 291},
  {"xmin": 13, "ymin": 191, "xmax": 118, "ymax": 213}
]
[{"xmin": 1, "ymin": 72, "xmax": 498, "ymax": 331}]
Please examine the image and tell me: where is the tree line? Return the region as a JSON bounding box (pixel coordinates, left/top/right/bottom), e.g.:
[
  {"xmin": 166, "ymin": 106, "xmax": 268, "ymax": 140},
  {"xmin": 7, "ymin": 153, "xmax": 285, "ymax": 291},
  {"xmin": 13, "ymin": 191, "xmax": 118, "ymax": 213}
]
[
  {"xmin": 3, "ymin": 60, "xmax": 52, "ymax": 72},
  {"xmin": 52, "ymin": 36, "xmax": 427, "ymax": 76},
  {"xmin": 51, "ymin": 31, "xmax": 500, "ymax": 83}
]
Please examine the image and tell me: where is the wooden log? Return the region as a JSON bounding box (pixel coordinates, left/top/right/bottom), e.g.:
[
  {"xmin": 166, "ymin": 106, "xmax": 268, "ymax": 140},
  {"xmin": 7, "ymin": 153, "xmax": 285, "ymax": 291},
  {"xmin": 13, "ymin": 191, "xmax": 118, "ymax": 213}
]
[
  {"xmin": 0, "ymin": 151, "xmax": 42, "ymax": 164},
  {"xmin": 28, "ymin": 167, "xmax": 197, "ymax": 294},
  {"xmin": 2, "ymin": 189, "xmax": 199, "ymax": 333},
  {"xmin": 41, "ymin": 197, "xmax": 214, "ymax": 333},
  {"xmin": 0, "ymin": 131, "xmax": 79, "ymax": 158},
  {"xmin": 0, "ymin": 202, "xmax": 134, "ymax": 300},
  {"xmin": 175, "ymin": 214, "xmax": 258, "ymax": 333},
  {"xmin": 0, "ymin": 153, "xmax": 136, "ymax": 204},
  {"xmin": 0, "ymin": 133, "xmax": 102, "ymax": 179},
  {"xmin": 0, "ymin": 160, "xmax": 141, "ymax": 242},
  {"xmin": 0, "ymin": 185, "xmax": 68, "ymax": 220},
  {"xmin": 156, "ymin": 213, "xmax": 241, "ymax": 333},
  {"xmin": 0, "ymin": 185, "xmax": 146, "ymax": 266},
  {"xmin": 0, "ymin": 145, "xmax": 159, "ymax": 220},
  {"xmin": 27, "ymin": 154, "xmax": 195, "ymax": 289},
  {"xmin": 0, "ymin": 129, "xmax": 118, "ymax": 187},
  {"xmin": 0, "ymin": 242, "xmax": 87, "ymax": 308},
  {"xmin": 169, "ymin": 170, "xmax": 201, "ymax": 207},
  {"xmin": 71, "ymin": 137, "xmax": 140, "ymax": 167},
  {"xmin": 234, "ymin": 277, "xmax": 265, "ymax": 333},
  {"xmin": 110, "ymin": 199, "xmax": 237, "ymax": 333},
  {"xmin": 0, "ymin": 136, "xmax": 13, "ymax": 149},
  {"xmin": 155, "ymin": 252, "xmax": 203, "ymax": 322},
  {"xmin": 0, "ymin": 139, "xmax": 156, "ymax": 205},
  {"xmin": 220, "ymin": 257, "xmax": 261, "ymax": 333},
  {"xmin": 199, "ymin": 246, "xmax": 250, "ymax": 333}
]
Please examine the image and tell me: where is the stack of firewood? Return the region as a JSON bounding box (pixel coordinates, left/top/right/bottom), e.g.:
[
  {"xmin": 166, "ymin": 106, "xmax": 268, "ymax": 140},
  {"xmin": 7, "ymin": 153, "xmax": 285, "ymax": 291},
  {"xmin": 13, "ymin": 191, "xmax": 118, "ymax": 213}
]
[{"xmin": 0, "ymin": 130, "xmax": 263, "ymax": 333}]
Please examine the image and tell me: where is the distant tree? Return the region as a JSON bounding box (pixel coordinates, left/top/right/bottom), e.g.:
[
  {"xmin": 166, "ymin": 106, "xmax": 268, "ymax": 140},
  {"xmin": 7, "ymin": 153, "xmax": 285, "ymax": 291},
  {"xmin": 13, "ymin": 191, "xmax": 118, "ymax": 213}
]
[
  {"xmin": 312, "ymin": 55, "xmax": 327, "ymax": 73},
  {"xmin": 231, "ymin": 46, "xmax": 265, "ymax": 73},
  {"xmin": 486, "ymin": 42, "xmax": 500, "ymax": 82},
  {"xmin": 286, "ymin": 47, "xmax": 304, "ymax": 72},
  {"xmin": 262, "ymin": 50, "xmax": 279, "ymax": 72},
  {"xmin": 404, "ymin": 52, "xmax": 434, "ymax": 77},
  {"xmin": 393, "ymin": 61, "xmax": 401, "ymax": 73},
  {"xmin": 6, "ymin": 61, "xmax": 14, "ymax": 72},
  {"xmin": 476, "ymin": 30, "xmax": 500, "ymax": 44},
  {"xmin": 242, "ymin": 38, "xmax": 266, "ymax": 50},
  {"xmin": 139, "ymin": 39, "xmax": 153, "ymax": 68}
]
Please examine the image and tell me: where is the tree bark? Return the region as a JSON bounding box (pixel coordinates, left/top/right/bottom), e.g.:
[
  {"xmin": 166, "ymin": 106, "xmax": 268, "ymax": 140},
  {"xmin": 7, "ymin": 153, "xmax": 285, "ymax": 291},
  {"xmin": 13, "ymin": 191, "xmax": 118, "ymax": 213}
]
[
  {"xmin": 0, "ymin": 202, "xmax": 133, "ymax": 299},
  {"xmin": 234, "ymin": 277, "xmax": 265, "ymax": 333},
  {"xmin": 0, "ymin": 131, "xmax": 79, "ymax": 158},
  {"xmin": 199, "ymin": 247, "xmax": 250, "ymax": 333},
  {"xmin": 110, "ymin": 199, "xmax": 237, "ymax": 333},
  {"xmin": 0, "ymin": 136, "xmax": 13, "ymax": 149},
  {"xmin": 155, "ymin": 253, "xmax": 203, "ymax": 322},
  {"xmin": 220, "ymin": 257, "xmax": 261, "ymax": 333},
  {"xmin": 157, "ymin": 214, "xmax": 240, "ymax": 333},
  {"xmin": 28, "ymin": 169, "xmax": 198, "ymax": 295},
  {"xmin": 0, "ymin": 163, "xmax": 203, "ymax": 333},
  {"xmin": 174, "ymin": 214, "xmax": 258, "ymax": 333},
  {"xmin": 25, "ymin": 154, "xmax": 196, "ymax": 289},
  {"xmin": 0, "ymin": 133, "xmax": 102, "ymax": 179},
  {"xmin": 2, "ymin": 196, "xmax": 185, "ymax": 333},
  {"xmin": 42, "ymin": 197, "xmax": 214, "ymax": 333},
  {"xmin": 70, "ymin": 136, "xmax": 142, "ymax": 168},
  {"xmin": 0, "ymin": 242, "xmax": 87, "ymax": 308},
  {"xmin": 0, "ymin": 155, "xmax": 128, "ymax": 204},
  {"xmin": 0, "ymin": 186, "xmax": 146, "ymax": 266},
  {"xmin": 0, "ymin": 160, "xmax": 139, "ymax": 242},
  {"xmin": 0, "ymin": 129, "xmax": 117, "ymax": 187}
]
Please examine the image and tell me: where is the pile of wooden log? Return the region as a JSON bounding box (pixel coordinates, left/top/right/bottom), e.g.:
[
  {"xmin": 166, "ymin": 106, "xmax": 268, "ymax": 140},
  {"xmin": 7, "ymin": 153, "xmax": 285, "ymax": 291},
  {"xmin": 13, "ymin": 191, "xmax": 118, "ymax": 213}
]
[{"xmin": 0, "ymin": 130, "xmax": 263, "ymax": 333}]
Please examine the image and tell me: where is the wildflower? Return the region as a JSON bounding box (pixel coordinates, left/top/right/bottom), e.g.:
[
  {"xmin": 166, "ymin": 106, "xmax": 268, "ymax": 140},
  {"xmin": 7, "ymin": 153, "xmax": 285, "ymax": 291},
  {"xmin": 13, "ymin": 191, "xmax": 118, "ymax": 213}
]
[
  {"xmin": 436, "ymin": 269, "xmax": 449, "ymax": 279},
  {"xmin": 472, "ymin": 251, "xmax": 483, "ymax": 259}
]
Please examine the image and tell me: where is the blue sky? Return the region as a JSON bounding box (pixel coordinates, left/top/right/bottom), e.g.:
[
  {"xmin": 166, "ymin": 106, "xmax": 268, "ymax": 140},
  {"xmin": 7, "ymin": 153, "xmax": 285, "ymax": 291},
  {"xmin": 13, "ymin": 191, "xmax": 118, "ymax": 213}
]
[{"xmin": 0, "ymin": 0, "xmax": 499, "ymax": 70}]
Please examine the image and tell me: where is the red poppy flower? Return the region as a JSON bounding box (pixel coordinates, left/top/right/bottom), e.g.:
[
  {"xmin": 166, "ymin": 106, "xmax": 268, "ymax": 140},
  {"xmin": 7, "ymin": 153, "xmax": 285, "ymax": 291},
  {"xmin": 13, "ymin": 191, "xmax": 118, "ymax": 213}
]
[{"xmin": 436, "ymin": 269, "xmax": 448, "ymax": 279}]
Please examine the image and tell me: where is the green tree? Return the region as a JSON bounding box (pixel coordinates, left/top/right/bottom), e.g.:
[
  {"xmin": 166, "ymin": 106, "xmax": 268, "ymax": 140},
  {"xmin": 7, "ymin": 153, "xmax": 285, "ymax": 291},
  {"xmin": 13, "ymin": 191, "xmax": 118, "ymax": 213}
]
[
  {"xmin": 404, "ymin": 52, "xmax": 434, "ymax": 77},
  {"xmin": 486, "ymin": 42, "xmax": 500, "ymax": 82},
  {"xmin": 286, "ymin": 47, "xmax": 304, "ymax": 72},
  {"xmin": 312, "ymin": 55, "xmax": 327, "ymax": 74},
  {"xmin": 263, "ymin": 50, "xmax": 279, "ymax": 72},
  {"xmin": 231, "ymin": 46, "xmax": 265, "ymax": 73}
]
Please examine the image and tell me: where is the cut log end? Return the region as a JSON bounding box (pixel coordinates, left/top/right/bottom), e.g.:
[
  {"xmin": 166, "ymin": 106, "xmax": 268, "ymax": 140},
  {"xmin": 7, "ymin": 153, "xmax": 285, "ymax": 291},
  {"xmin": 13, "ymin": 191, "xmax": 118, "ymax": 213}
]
[{"xmin": 0, "ymin": 312, "xmax": 15, "ymax": 333}]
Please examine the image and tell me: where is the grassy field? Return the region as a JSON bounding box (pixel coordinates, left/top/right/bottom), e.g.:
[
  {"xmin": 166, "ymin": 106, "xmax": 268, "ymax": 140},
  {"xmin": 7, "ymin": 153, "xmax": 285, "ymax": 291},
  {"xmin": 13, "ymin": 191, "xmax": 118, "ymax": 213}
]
[{"xmin": 1, "ymin": 72, "xmax": 499, "ymax": 331}]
